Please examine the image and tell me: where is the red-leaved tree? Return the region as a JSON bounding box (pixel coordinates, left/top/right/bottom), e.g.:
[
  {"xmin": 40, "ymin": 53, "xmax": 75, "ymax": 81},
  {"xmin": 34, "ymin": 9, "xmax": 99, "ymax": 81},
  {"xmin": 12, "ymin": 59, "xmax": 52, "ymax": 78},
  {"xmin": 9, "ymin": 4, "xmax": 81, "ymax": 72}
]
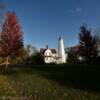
[{"xmin": 0, "ymin": 11, "xmax": 23, "ymax": 67}]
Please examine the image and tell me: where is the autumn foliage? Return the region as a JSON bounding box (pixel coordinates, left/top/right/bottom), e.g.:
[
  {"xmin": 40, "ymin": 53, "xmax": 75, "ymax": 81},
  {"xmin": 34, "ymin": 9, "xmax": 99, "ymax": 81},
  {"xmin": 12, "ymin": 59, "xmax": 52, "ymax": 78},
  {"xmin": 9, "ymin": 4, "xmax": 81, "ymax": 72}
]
[{"xmin": 0, "ymin": 11, "xmax": 23, "ymax": 66}]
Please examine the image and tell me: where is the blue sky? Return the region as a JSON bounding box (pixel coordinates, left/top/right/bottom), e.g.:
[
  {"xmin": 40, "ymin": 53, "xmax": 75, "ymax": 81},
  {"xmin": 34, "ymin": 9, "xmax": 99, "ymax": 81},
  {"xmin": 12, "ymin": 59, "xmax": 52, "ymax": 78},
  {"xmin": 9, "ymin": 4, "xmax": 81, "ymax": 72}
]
[{"xmin": 2, "ymin": 0, "xmax": 100, "ymax": 48}]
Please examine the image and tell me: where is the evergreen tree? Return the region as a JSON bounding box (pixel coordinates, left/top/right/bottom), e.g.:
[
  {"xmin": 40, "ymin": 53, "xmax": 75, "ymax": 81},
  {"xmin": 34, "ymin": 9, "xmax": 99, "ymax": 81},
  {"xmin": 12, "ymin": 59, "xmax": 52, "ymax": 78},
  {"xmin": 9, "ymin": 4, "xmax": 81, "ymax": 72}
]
[
  {"xmin": 66, "ymin": 46, "xmax": 79, "ymax": 64},
  {"xmin": 0, "ymin": 11, "xmax": 23, "ymax": 67},
  {"xmin": 32, "ymin": 52, "xmax": 44, "ymax": 64},
  {"xmin": 78, "ymin": 25, "xmax": 98, "ymax": 63}
]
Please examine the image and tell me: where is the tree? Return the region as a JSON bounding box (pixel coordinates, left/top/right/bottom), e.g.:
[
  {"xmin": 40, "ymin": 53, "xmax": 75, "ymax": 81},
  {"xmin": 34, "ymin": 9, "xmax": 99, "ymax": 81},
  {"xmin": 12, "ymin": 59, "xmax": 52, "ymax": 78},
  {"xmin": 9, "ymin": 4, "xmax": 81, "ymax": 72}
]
[
  {"xmin": 78, "ymin": 25, "xmax": 98, "ymax": 63},
  {"xmin": 94, "ymin": 30, "xmax": 100, "ymax": 56},
  {"xmin": 66, "ymin": 46, "xmax": 79, "ymax": 64},
  {"xmin": 26, "ymin": 44, "xmax": 38, "ymax": 57},
  {"xmin": 0, "ymin": 11, "xmax": 23, "ymax": 67},
  {"xmin": 11, "ymin": 48, "xmax": 28, "ymax": 64},
  {"xmin": 93, "ymin": 30, "xmax": 100, "ymax": 64},
  {"xmin": 26, "ymin": 48, "xmax": 44, "ymax": 64},
  {"xmin": 32, "ymin": 52, "xmax": 44, "ymax": 64}
]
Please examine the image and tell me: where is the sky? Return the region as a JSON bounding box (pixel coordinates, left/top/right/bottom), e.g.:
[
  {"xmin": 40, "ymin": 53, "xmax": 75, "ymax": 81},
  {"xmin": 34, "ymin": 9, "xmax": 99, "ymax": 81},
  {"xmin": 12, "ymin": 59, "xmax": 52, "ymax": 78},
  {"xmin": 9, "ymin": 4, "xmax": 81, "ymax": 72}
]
[{"xmin": 1, "ymin": 0, "xmax": 100, "ymax": 48}]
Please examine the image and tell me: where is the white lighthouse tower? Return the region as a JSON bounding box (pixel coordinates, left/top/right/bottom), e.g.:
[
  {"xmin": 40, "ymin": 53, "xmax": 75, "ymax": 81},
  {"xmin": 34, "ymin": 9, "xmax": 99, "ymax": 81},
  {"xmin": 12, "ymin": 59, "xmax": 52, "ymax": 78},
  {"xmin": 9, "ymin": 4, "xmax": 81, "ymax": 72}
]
[{"xmin": 58, "ymin": 36, "xmax": 66, "ymax": 63}]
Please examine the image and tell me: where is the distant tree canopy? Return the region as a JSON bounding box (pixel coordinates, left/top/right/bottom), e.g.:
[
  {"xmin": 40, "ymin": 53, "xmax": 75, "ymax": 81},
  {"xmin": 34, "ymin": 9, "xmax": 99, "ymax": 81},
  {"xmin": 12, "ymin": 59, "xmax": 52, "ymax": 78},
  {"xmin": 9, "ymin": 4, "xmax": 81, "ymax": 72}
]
[
  {"xmin": 26, "ymin": 45, "xmax": 44, "ymax": 64},
  {"xmin": 26, "ymin": 44, "xmax": 38, "ymax": 57},
  {"xmin": 94, "ymin": 30, "xmax": 100, "ymax": 47},
  {"xmin": 66, "ymin": 45, "xmax": 79, "ymax": 64},
  {"xmin": 78, "ymin": 25, "xmax": 98, "ymax": 63},
  {"xmin": 67, "ymin": 47, "xmax": 79, "ymax": 64},
  {"xmin": 32, "ymin": 52, "xmax": 44, "ymax": 64},
  {"xmin": 0, "ymin": 11, "xmax": 24, "ymax": 67}
]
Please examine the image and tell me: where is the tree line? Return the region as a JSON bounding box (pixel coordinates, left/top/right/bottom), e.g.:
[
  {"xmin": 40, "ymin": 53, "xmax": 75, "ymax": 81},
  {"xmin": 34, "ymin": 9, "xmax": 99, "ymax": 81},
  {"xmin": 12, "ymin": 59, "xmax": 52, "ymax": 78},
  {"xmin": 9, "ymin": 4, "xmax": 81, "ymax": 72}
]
[{"xmin": 67, "ymin": 24, "xmax": 100, "ymax": 64}]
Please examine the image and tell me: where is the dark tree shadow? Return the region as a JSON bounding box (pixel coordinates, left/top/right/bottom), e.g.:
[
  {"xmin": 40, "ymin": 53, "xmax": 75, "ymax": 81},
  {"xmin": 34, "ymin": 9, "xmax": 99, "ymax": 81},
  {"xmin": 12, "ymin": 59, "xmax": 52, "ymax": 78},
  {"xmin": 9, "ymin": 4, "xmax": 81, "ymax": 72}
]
[
  {"xmin": 0, "ymin": 64, "xmax": 100, "ymax": 93},
  {"xmin": 32, "ymin": 64, "xmax": 100, "ymax": 93}
]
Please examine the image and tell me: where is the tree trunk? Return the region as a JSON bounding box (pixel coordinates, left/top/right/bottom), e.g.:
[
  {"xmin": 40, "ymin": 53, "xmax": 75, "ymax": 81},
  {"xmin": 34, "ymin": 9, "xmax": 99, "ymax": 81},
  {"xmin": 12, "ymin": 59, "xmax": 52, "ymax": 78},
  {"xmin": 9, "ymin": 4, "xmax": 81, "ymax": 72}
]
[{"xmin": 6, "ymin": 56, "xmax": 9, "ymax": 68}]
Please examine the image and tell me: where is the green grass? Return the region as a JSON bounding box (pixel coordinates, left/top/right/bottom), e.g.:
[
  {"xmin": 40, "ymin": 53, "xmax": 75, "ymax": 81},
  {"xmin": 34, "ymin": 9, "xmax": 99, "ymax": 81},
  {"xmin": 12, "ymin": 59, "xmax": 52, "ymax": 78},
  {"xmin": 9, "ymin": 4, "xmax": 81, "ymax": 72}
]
[{"xmin": 0, "ymin": 64, "xmax": 100, "ymax": 100}]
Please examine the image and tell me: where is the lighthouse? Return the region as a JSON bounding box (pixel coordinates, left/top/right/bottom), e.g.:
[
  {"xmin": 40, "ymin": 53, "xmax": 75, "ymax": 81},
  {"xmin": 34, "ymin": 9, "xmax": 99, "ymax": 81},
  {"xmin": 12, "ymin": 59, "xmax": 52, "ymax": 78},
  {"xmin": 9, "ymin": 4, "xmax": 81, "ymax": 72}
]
[
  {"xmin": 40, "ymin": 36, "xmax": 66, "ymax": 64},
  {"xmin": 58, "ymin": 36, "xmax": 66, "ymax": 63}
]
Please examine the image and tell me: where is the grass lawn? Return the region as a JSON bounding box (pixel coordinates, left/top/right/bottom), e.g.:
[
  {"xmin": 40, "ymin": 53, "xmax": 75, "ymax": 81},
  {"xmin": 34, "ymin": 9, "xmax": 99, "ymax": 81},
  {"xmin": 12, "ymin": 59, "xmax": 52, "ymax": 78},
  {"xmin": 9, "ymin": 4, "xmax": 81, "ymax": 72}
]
[{"xmin": 0, "ymin": 64, "xmax": 100, "ymax": 100}]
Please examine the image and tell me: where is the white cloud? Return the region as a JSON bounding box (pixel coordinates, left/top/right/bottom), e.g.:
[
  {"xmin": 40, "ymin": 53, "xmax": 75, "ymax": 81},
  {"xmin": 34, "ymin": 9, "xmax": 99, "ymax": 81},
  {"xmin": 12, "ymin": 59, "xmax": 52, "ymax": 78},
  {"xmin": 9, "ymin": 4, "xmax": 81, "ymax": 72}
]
[
  {"xmin": 76, "ymin": 7, "xmax": 82, "ymax": 12},
  {"xmin": 68, "ymin": 7, "xmax": 82, "ymax": 14}
]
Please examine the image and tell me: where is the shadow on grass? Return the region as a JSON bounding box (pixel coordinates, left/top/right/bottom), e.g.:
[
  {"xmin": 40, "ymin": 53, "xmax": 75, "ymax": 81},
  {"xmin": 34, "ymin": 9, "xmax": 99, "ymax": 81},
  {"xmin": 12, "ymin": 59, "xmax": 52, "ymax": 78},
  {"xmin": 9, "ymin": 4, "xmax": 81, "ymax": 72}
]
[
  {"xmin": 0, "ymin": 64, "xmax": 100, "ymax": 93},
  {"xmin": 32, "ymin": 64, "xmax": 100, "ymax": 93}
]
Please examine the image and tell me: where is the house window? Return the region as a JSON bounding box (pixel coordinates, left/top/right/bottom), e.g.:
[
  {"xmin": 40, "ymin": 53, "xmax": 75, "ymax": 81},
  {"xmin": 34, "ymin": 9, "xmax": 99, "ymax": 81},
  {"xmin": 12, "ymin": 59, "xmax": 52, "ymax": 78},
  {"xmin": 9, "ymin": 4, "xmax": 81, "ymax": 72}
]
[
  {"xmin": 45, "ymin": 58, "xmax": 48, "ymax": 61},
  {"xmin": 46, "ymin": 53, "xmax": 48, "ymax": 55}
]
